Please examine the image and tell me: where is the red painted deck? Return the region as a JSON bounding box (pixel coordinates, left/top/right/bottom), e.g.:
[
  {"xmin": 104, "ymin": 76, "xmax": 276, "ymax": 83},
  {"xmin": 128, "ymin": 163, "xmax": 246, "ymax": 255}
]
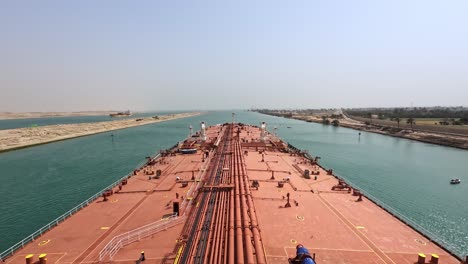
[{"xmin": 4, "ymin": 123, "xmax": 461, "ymax": 264}]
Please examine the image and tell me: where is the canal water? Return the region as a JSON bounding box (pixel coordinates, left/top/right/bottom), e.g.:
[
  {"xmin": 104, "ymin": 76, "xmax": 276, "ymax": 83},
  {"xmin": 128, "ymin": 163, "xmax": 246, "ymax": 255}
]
[{"xmin": 0, "ymin": 111, "xmax": 466, "ymax": 258}]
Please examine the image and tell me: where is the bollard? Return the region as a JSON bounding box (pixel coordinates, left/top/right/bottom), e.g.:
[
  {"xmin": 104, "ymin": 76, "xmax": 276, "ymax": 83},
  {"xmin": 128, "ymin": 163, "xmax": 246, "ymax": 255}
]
[
  {"xmin": 357, "ymin": 194, "xmax": 363, "ymax": 202},
  {"xmin": 25, "ymin": 254, "xmax": 34, "ymax": 264},
  {"xmin": 417, "ymin": 253, "xmax": 426, "ymax": 264},
  {"xmin": 430, "ymin": 254, "xmax": 439, "ymax": 264},
  {"xmin": 285, "ymin": 193, "xmax": 291, "ymax": 208},
  {"xmin": 39, "ymin": 254, "xmax": 47, "ymax": 264}
]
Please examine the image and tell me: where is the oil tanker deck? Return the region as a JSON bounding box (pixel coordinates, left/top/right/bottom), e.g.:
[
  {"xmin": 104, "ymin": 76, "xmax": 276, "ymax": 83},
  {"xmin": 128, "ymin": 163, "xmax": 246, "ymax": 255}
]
[{"xmin": 1, "ymin": 122, "xmax": 463, "ymax": 264}]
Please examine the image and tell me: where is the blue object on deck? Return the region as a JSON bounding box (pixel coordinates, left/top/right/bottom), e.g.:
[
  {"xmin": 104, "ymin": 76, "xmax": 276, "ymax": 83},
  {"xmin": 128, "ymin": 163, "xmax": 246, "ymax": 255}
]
[
  {"xmin": 296, "ymin": 247, "xmax": 316, "ymax": 264},
  {"xmin": 302, "ymin": 257, "xmax": 315, "ymax": 264},
  {"xmin": 297, "ymin": 247, "xmax": 310, "ymax": 255}
]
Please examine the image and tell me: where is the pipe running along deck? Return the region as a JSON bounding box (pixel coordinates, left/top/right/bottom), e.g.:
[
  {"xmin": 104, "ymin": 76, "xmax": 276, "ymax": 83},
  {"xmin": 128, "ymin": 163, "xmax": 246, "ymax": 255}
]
[{"xmin": 178, "ymin": 124, "xmax": 267, "ymax": 264}]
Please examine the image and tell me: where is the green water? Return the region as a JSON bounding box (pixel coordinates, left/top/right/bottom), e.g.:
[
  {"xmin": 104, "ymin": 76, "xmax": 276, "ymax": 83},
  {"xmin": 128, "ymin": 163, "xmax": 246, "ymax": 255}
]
[{"xmin": 0, "ymin": 111, "xmax": 466, "ymax": 258}]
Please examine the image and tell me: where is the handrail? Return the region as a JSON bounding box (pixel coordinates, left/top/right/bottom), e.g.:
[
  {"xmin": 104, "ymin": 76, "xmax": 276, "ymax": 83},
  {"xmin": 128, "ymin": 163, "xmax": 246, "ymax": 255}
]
[
  {"xmin": 98, "ymin": 159, "xmax": 210, "ymax": 261},
  {"xmin": 98, "ymin": 213, "xmax": 185, "ymax": 261},
  {"xmin": 98, "ymin": 131, "xmax": 222, "ymax": 262},
  {"xmin": 0, "ymin": 153, "xmax": 160, "ymax": 262},
  {"xmin": 333, "ymin": 173, "xmax": 463, "ymax": 259}
]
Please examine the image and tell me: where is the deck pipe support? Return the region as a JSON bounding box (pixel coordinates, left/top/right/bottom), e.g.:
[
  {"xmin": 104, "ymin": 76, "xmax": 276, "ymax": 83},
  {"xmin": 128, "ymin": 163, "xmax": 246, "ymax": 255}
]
[
  {"xmin": 234, "ymin": 155, "xmax": 245, "ymax": 264},
  {"xmin": 228, "ymin": 178, "xmax": 236, "ymax": 264},
  {"xmin": 206, "ymin": 191, "xmax": 221, "ymax": 264},
  {"xmin": 207, "ymin": 152, "xmax": 230, "ymax": 264},
  {"xmin": 235, "ymin": 131, "xmax": 256, "ymax": 264},
  {"xmin": 235, "ymin": 143, "xmax": 255, "ymax": 264},
  {"xmin": 179, "ymin": 126, "xmax": 229, "ymax": 264},
  {"xmin": 236, "ymin": 141, "xmax": 267, "ymax": 264},
  {"xmin": 198, "ymin": 125, "xmax": 232, "ymax": 263}
]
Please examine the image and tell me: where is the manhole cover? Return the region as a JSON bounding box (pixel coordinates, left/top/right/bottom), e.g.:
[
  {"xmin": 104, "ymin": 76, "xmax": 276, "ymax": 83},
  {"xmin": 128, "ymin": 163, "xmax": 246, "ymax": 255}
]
[
  {"xmin": 38, "ymin": 239, "xmax": 50, "ymax": 246},
  {"xmin": 414, "ymin": 238, "xmax": 427, "ymax": 245}
]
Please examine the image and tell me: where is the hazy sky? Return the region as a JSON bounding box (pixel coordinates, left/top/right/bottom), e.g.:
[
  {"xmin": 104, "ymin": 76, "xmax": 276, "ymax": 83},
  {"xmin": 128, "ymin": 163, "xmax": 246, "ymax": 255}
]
[{"xmin": 1, "ymin": 1, "xmax": 467, "ymax": 112}]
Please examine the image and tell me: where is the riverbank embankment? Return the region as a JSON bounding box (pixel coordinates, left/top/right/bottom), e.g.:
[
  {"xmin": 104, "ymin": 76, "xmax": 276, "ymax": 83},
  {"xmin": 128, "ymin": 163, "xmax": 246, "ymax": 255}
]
[
  {"xmin": 0, "ymin": 112, "xmax": 201, "ymax": 152},
  {"xmin": 256, "ymin": 111, "xmax": 468, "ymax": 150},
  {"xmin": 0, "ymin": 111, "xmax": 116, "ymax": 120},
  {"xmin": 339, "ymin": 120, "xmax": 468, "ymax": 150}
]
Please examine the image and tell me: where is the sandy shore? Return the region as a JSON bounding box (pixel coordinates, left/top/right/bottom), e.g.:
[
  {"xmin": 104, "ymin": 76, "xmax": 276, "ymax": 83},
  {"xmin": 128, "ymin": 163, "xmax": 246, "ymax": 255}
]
[
  {"xmin": 0, "ymin": 112, "xmax": 201, "ymax": 152},
  {"xmin": 256, "ymin": 111, "xmax": 468, "ymax": 150},
  {"xmin": 0, "ymin": 111, "xmax": 118, "ymax": 120}
]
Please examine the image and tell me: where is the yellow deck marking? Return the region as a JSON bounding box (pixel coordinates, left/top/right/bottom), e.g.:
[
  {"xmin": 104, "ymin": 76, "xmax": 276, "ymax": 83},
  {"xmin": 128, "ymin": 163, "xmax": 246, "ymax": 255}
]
[
  {"xmin": 290, "ymin": 239, "xmax": 297, "ymax": 244},
  {"xmin": 296, "ymin": 215, "xmax": 305, "ymax": 221},
  {"xmin": 174, "ymin": 245, "xmax": 185, "ymax": 264},
  {"xmin": 110, "ymin": 199, "xmax": 119, "ymax": 203},
  {"xmin": 100, "ymin": 227, "xmax": 110, "ymax": 230},
  {"xmin": 38, "ymin": 239, "xmax": 50, "ymax": 246},
  {"xmin": 356, "ymin": 226, "xmax": 365, "ymax": 229}
]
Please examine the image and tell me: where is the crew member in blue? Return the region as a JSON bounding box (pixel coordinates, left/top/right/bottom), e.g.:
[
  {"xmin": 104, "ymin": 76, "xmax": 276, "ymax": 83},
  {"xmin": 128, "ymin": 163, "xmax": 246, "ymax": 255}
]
[{"xmin": 289, "ymin": 244, "xmax": 316, "ymax": 264}]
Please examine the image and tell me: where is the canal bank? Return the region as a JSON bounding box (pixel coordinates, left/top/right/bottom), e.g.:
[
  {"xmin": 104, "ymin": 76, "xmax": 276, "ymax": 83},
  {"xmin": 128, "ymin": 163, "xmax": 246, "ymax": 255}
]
[
  {"xmin": 256, "ymin": 111, "xmax": 468, "ymax": 150},
  {"xmin": 0, "ymin": 112, "xmax": 201, "ymax": 152}
]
